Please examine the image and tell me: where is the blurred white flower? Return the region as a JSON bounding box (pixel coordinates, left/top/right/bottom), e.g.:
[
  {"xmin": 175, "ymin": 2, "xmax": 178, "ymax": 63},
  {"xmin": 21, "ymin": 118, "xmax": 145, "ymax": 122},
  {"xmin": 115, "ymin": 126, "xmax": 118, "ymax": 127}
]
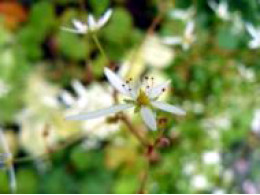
[
  {"xmin": 191, "ymin": 174, "xmax": 209, "ymax": 190},
  {"xmin": 202, "ymin": 151, "xmax": 221, "ymax": 165},
  {"xmin": 61, "ymin": 81, "xmax": 120, "ymax": 139},
  {"xmin": 169, "ymin": 7, "xmax": 195, "ymax": 21},
  {"xmin": 208, "ymin": 0, "xmax": 230, "ymax": 20},
  {"xmin": 0, "ymin": 79, "xmax": 10, "ymax": 98},
  {"xmin": 162, "ymin": 21, "xmax": 195, "ymax": 50},
  {"xmin": 61, "ymin": 9, "xmax": 112, "ymax": 34},
  {"xmin": 251, "ymin": 109, "xmax": 260, "ymax": 134},
  {"xmin": 183, "ymin": 162, "xmax": 196, "ymax": 175},
  {"xmin": 246, "ymin": 23, "xmax": 260, "ymax": 49},
  {"xmin": 66, "ymin": 68, "xmax": 186, "ymax": 131},
  {"xmin": 238, "ymin": 64, "xmax": 256, "ymax": 82},
  {"xmin": 202, "ymin": 115, "xmax": 231, "ymax": 131},
  {"xmin": 142, "ymin": 35, "xmax": 175, "ymax": 68},
  {"xmin": 213, "ymin": 188, "xmax": 226, "ymax": 194}
]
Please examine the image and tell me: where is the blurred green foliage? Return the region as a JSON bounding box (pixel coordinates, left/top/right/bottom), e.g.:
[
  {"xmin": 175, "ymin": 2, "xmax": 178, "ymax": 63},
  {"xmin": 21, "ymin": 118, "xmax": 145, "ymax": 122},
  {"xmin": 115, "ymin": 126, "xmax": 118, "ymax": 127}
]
[{"xmin": 0, "ymin": 0, "xmax": 260, "ymax": 194}]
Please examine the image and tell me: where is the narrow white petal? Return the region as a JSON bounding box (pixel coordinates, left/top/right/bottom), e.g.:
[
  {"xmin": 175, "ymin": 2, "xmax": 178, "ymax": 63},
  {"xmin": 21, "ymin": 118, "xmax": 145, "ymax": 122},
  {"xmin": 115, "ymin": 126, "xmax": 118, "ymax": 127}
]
[
  {"xmin": 162, "ymin": 36, "xmax": 182, "ymax": 45},
  {"xmin": 249, "ymin": 39, "xmax": 260, "ymax": 49},
  {"xmin": 97, "ymin": 9, "xmax": 113, "ymax": 28},
  {"xmin": 151, "ymin": 101, "xmax": 186, "ymax": 116},
  {"xmin": 60, "ymin": 91, "xmax": 75, "ymax": 106},
  {"xmin": 88, "ymin": 14, "xmax": 97, "ymax": 29},
  {"xmin": 246, "ymin": 23, "xmax": 258, "ymax": 38},
  {"xmin": 72, "ymin": 19, "xmax": 87, "ymax": 32},
  {"xmin": 72, "ymin": 80, "xmax": 87, "ymax": 97},
  {"xmin": 66, "ymin": 104, "xmax": 133, "ymax": 120},
  {"xmin": 140, "ymin": 107, "xmax": 157, "ymax": 131},
  {"xmin": 61, "ymin": 27, "xmax": 84, "ymax": 34},
  {"xmin": 148, "ymin": 80, "xmax": 171, "ymax": 99},
  {"xmin": 185, "ymin": 21, "xmax": 195, "ymax": 37},
  {"xmin": 104, "ymin": 68, "xmax": 131, "ymax": 97}
]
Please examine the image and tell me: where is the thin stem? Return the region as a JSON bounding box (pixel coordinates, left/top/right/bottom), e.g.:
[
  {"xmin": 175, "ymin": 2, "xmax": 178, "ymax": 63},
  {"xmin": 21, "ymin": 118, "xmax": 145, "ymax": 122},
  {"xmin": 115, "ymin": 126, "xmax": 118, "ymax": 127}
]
[
  {"xmin": 91, "ymin": 33, "xmax": 110, "ymax": 63},
  {"xmin": 138, "ymin": 160, "xmax": 150, "ymax": 194},
  {"xmin": 120, "ymin": 114, "xmax": 149, "ymax": 147}
]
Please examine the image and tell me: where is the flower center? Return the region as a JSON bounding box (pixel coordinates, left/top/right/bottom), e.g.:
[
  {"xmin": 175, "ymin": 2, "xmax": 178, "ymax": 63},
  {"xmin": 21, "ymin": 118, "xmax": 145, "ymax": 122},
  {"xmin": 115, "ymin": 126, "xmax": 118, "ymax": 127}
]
[{"xmin": 136, "ymin": 89, "xmax": 150, "ymax": 106}]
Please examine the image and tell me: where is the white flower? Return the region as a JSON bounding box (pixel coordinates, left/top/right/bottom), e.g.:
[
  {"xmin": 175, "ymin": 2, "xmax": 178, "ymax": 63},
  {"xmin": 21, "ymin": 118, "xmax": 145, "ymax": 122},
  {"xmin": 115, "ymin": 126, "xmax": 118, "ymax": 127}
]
[
  {"xmin": 208, "ymin": 0, "xmax": 230, "ymax": 20},
  {"xmin": 246, "ymin": 23, "xmax": 260, "ymax": 49},
  {"xmin": 202, "ymin": 151, "xmax": 221, "ymax": 165},
  {"xmin": 61, "ymin": 81, "xmax": 120, "ymax": 139},
  {"xmin": 251, "ymin": 109, "xmax": 260, "ymax": 134},
  {"xmin": 66, "ymin": 68, "xmax": 186, "ymax": 131},
  {"xmin": 169, "ymin": 7, "xmax": 195, "ymax": 21},
  {"xmin": 162, "ymin": 21, "xmax": 195, "ymax": 50},
  {"xmin": 191, "ymin": 175, "xmax": 209, "ymax": 190},
  {"xmin": 61, "ymin": 9, "xmax": 113, "ymax": 34}
]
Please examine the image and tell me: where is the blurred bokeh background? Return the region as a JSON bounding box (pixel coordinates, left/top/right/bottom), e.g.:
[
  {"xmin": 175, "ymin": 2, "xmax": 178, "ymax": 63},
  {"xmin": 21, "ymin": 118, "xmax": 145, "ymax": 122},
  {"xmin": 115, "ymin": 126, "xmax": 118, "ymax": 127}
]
[{"xmin": 0, "ymin": 0, "xmax": 260, "ymax": 193}]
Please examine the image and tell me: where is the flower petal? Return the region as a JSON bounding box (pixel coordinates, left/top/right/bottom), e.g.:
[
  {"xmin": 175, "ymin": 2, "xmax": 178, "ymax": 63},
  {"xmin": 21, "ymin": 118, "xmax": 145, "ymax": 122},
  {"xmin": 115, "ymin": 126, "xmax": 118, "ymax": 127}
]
[
  {"xmin": 97, "ymin": 9, "xmax": 113, "ymax": 28},
  {"xmin": 151, "ymin": 101, "xmax": 186, "ymax": 116},
  {"xmin": 246, "ymin": 23, "xmax": 258, "ymax": 39},
  {"xmin": 148, "ymin": 80, "xmax": 171, "ymax": 99},
  {"xmin": 185, "ymin": 21, "xmax": 195, "ymax": 37},
  {"xmin": 72, "ymin": 19, "xmax": 87, "ymax": 32},
  {"xmin": 104, "ymin": 68, "xmax": 131, "ymax": 97},
  {"xmin": 162, "ymin": 36, "xmax": 182, "ymax": 45},
  {"xmin": 66, "ymin": 104, "xmax": 133, "ymax": 120},
  {"xmin": 88, "ymin": 14, "xmax": 97, "ymax": 29},
  {"xmin": 61, "ymin": 27, "xmax": 84, "ymax": 34},
  {"xmin": 72, "ymin": 80, "xmax": 87, "ymax": 97},
  {"xmin": 140, "ymin": 107, "xmax": 157, "ymax": 131},
  {"xmin": 60, "ymin": 91, "xmax": 75, "ymax": 106}
]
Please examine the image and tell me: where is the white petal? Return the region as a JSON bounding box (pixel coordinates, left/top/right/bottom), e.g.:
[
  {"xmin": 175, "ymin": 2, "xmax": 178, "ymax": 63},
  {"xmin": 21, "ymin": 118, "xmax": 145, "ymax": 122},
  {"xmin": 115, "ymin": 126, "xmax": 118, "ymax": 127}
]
[
  {"xmin": 246, "ymin": 23, "xmax": 258, "ymax": 38},
  {"xmin": 162, "ymin": 36, "xmax": 182, "ymax": 45},
  {"xmin": 60, "ymin": 91, "xmax": 75, "ymax": 106},
  {"xmin": 72, "ymin": 80, "xmax": 87, "ymax": 97},
  {"xmin": 152, "ymin": 101, "xmax": 186, "ymax": 116},
  {"xmin": 104, "ymin": 68, "xmax": 131, "ymax": 97},
  {"xmin": 97, "ymin": 9, "xmax": 113, "ymax": 28},
  {"xmin": 88, "ymin": 14, "xmax": 97, "ymax": 29},
  {"xmin": 140, "ymin": 107, "xmax": 157, "ymax": 131},
  {"xmin": 66, "ymin": 104, "xmax": 133, "ymax": 120},
  {"xmin": 148, "ymin": 80, "xmax": 171, "ymax": 99},
  {"xmin": 61, "ymin": 27, "xmax": 84, "ymax": 34},
  {"xmin": 72, "ymin": 19, "xmax": 87, "ymax": 32},
  {"xmin": 185, "ymin": 21, "xmax": 195, "ymax": 37},
  {"xmin": 249, "ymin": 39, "xmax": 260, "ymax": 49}
]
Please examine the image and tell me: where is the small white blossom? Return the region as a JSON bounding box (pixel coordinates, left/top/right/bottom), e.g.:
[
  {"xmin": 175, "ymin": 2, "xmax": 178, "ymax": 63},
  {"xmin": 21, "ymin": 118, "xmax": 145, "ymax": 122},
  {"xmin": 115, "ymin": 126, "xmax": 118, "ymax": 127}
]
[
  {"xmin": 208, "ymin": 0, "xmax": 230, "ymax": 20},
  {"xmin": 66, "ymin": 68, "xmax": 186, "ymax": 131},
  {"xmin": 162, "ymin": 21, "xmax": 195, "ymax": 50},
  {"xmin": 169, "ymin": 7, "xmax": 195, "ymax": 21},
  {"xmin": 202, "ymin": 151, "xmax": 221, "ymax": 165},
  {"xmin": 61, "ymin": 9, "xmax": 113, "ymax": 34},
  {"xmin": 61, "ymin": 81, "xmax": 120, "ymax": 139},
  {"xmin": 246, "ymin": 23, "xmax": 260, "ymax": 49},
  {"xmin": 191, "ymin": 175, "xmax": 209, "ymax": 190}
]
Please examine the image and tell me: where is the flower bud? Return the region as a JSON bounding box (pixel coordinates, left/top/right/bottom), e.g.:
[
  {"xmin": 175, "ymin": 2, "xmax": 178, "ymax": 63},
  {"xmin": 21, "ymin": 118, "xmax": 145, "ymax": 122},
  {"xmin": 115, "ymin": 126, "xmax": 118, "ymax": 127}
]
[{"xmin": 157, "ymin": 137, "xmax": 171, "ymax": 148}]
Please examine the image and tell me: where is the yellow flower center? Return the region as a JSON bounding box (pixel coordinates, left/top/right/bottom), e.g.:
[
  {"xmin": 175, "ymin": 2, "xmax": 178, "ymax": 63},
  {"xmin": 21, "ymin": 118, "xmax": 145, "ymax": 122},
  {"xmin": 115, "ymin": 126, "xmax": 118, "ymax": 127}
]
[{"xmin": 136, "ymin": 89, "xmax": 150, "ymax": 106}]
